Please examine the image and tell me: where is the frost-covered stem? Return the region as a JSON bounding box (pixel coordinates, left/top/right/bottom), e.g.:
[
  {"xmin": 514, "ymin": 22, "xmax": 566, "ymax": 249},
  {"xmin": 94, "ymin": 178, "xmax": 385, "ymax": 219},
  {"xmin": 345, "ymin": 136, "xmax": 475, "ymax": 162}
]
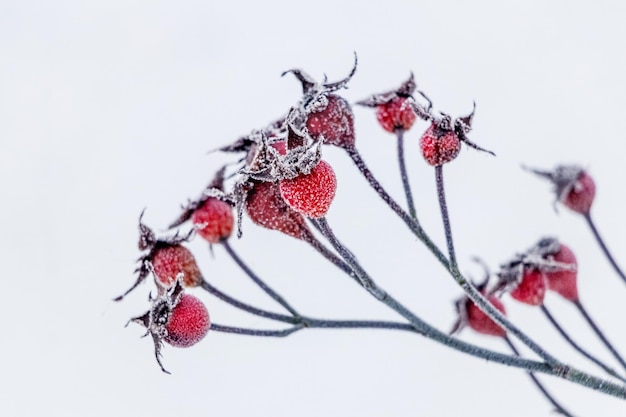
[
  {"xmin": 584, "ymin": 213, "xmax": 626, "ymax": 285},
  {"xmin": 505, "ymin": 336, "xmax": 578, "ymax": 417},
  {"xmin": 199, "ymin": 280, "xmax": 297, "ymax": 324},
  {"xmin": 542, "ymin": 304, "xmax": 626, "ymax": 383},
  {"xmin": 221, "ymin": 239, "xmax": 300, "ymax": 317},
  {"xmin": 301, "ymin": 229, "xmax": 361, "ymax": 284},
  {"xmin": 574, "ymin": 300, "xmax": 626, "ymax": 372},
  {"xmin": 434, "ymin": 166, "xmax": 458, "ymax": 270},
  {"xmin": 434, "ymin": 165, "xmax": 559, "ymax": 365},
  {"xmin": 211, "ymin": 323, "xmax": 305, "ymax": 337},
  {"xmin": 212, "ymin": 319, "xmax": 417, "ymax": 337},
  {"xmin": 396, "ymin": 129, "xmax": 417, "ymax": 220},
  {"xmin": 310, "ymin": 218, "xmax": 626, "ymax": 399}
]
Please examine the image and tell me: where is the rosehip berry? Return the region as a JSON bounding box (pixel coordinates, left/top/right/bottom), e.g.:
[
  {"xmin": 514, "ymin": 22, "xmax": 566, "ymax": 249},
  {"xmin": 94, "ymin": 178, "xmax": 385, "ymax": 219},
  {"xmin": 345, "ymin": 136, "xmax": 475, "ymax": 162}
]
[
  {"xmin": 169, "ymin": 168, "xmax": 235, "ymax": 243},
  {"xmin": 526, "ymin": 165, "xmax": 596, "ymax": 215},
  {"xmin": 509, "ymin": 269, "xmax": 546, "ymax": 306},
  {"xmin": 376, "ymin": 97, "xmax": 417, "ymax": 133},
  {"xmin": 245, "ymin": 180, "xmax": 310, "ymax": 240},
  {"xmin": 356, "ymin": 73, "xmax": 421, "ymax": 133},
  {"xmin": 466, "ymin": 295, "xmax": 507, "ymax": 337},
  {"xmin": 419, "ymin": 122, "xmax": 461, "ymax": 166},
  {"xmin": 279, "ymin": 160, "xmax": 337, "ymax": 218},
  {"xmin": 530, "ymin": 238, "xmax": 579, "ymax": 302},
  {"xmin": 114, "ymin": 213, "xmax": 202, "ymax": 301},
  {"xmin": 129, "ymin": 278, "xmax": 210, "ymax": 373},
  {"xmin": 190, "ymin": 197, "xmax": 235, "ymax": 243},
  {"xmin": 164, "ymin": 293, "xmax": 211, "ymax": 348},
  {"xmin": 306, "ymin": 94, "xmax": 356, "ymax": 149}
]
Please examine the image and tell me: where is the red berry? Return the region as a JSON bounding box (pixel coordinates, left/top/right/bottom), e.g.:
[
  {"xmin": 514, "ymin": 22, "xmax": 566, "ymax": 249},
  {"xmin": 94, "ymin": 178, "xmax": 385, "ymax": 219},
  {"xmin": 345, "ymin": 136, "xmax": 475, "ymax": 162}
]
[
  {"xmin": 164, "ymin": 293, "xmax": 211, "ymax": 348},
  {"xmin": 510, "ymin": 269, "xmax": 546, "ymax": 306},
  {"xmin": 191, "ymin": 197, "xmax": 234, "ymax": 243},
  {"xmin": 271, "ymin": 140, "xmax": 287, "ymax": 155},
  {"xmin": 279, "ymin": 160, "xmax": 337, "ymax": 218},
  {"xmin": 467, "ymin": 295, "xmax": 507, "ymax": 337},
  {"xmin": 419, "ymin": 123, "xmax": 461, "ymax": 166},
  {"xmin": 152, "ymin": 244, "xmax": 203, "ymax": 288},
  {"xmin": 563, "ymin": 171, "xmax": 595, "ymax": 215},
  {"xmin": 376, "ymin": 97, "xmax": 417, "ymax": 133},
  {"xmin": 544, "ymin": 244, "xmax": 579, "ymax": 302},
  {"xmin": 245, "ymin": 181, "xmax": 310, "ymax": 239},
  {"xmin": 306, "ymin": 95, "xmax": 355, "ymax": 149}
]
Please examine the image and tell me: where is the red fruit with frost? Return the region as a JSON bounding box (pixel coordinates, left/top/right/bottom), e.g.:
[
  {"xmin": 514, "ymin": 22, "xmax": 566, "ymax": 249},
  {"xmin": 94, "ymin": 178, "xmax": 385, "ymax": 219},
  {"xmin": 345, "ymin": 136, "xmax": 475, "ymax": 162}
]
[
  {"xmin": 376, "ymin": 97, "xmax": 417, "ymax": 133},
  {"xmin": 510, "ymin": 269, "xmax": 546, "ymax": 306},
  {"xmin": 164, "ymin": 294, "xmax": 211, "ymax": 348},
  {"xmin": 306, "ymin": 95, "xmax": 355, "ymax": 149},
  {"xmin": 467, "ymin": 295, "xmax": 507, "ymax": 337},
  {"xmin": 419, "ymin": 123, "xmax": 461, "ymax": 166},
  {"xmin": 279, "ymin": 160, "xmax": 337, "ymax": 218},
  {"xmin": 245, "ymin": 181, "xmax": 310, "ymax": 239},
  {"xmin": 191, "ymin": 197, "xmax": 234, "ymax": 243},
  {"xmin": 544, "ymin": 244, "xmax": 579, "ymax": 302},
  {"xmin": 563, "ymin": 171, "xmax": 595, "ymax": 215},
  {"xmin": 271, "ymin": 140, "xmax": 287, "ymax": 155},
  {"xmin": 152, "ymin": 245, "xmax": 203, "ymax": 288},
  {"xmin": 129, "ymin": 279, "xmax": 210, "ymax": 373}
]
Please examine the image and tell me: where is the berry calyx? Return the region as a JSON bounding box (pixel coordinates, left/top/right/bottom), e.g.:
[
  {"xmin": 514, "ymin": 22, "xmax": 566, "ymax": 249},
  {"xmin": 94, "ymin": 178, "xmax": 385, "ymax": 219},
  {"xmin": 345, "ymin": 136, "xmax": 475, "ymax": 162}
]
[
  {"xmin": 245, "ymin": 180, "xmax": 310, "ymax": 240},
  {"xmin": 525, "ymin": 165, "xmax": 596, "ymax": 215},
  {"xmin": 129, "ymin": 278, "xmax": 210, "ymax": 373},
  {"xmin": 279, "ymin": 160, "xmax": 337, "ymax": 218}
]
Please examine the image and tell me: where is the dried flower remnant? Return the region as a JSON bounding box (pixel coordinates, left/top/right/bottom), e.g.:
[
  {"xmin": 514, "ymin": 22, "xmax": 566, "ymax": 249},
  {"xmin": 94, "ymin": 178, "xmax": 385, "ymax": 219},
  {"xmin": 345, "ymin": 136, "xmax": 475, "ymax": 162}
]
[{"xmin": 526, "ymin": 164, "xmax": 596, "ymax": 215}]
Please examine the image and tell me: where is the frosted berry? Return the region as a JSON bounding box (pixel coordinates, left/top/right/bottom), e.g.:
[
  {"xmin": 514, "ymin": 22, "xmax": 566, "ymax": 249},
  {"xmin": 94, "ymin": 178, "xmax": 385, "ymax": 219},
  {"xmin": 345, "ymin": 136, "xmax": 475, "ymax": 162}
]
[
  {"xmin": 451, "ymin": 274, "xmax": 506, "ymax": 338},
  {"xmin": 466, "ymin": 295, "xmax": 507, "ymax": 337},
  {"xmin": 129, "ymin": 278, "xmax": 210, "ymax": 373},
  {"xmin": 419, "ymin": 105, "xmax": 494, "ymax": 166},
  {"xmin": 190, "ymin": 198, "xmax": 234, "ymax": 243},
  {"xmin": 169, "ymin": 168, "xmax": 235, "ymax": 243},
  {"xmin": 245, "ymin": 180, "xmax": 310, "ymax": 240},
  {"xmin": 376, "ymin": 97, "xmax": 417, "ymax": 133},
  {"xmin": 530, "ymin": 238, "xmax": 579, "ymax": 302},
  {"xmin": 283, "ymin": 55, "xmax": 357, "ymax": 149},
  {"xmin": 526, "ymin": 165, "xmax": 596, "ymax": 215},
  {"xmin": 164, "ymin": 293, "xmax": 211, "ymax": 348},
  {"xmin": 356, "ymin": 73, "xmax": 421, "ymax": 133},
  {"xmin": 510, "ymin": 269, "xmax": 546, "ymax": 306},
  {"xmin": 114, "ymin": 212, "xmax": 202, "ymax": 301},
  {"xmin": 279, "ymin": 160, "xmax": 337, "ymax": 218},
  {"xmin": 419, "ymin": 122, "xmax": 461, "ymax": 166},
  {"xmin": 306, "ymin": 94, "xmax": 355, "ymax": 149}
]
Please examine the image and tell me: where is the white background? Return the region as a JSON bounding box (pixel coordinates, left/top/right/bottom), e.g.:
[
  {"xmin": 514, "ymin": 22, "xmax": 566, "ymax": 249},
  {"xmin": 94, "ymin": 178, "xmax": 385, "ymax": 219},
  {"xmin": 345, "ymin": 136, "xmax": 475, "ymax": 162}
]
[{"xmin": 2, "ymin": 1, "xmax": 626, "ymax": 416}]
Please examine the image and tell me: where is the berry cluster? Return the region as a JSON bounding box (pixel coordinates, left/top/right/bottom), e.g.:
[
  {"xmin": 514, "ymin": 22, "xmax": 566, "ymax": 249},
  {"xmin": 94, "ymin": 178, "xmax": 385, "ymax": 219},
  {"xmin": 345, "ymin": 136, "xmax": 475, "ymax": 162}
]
[{"xmin": 114, "ymin": 56, "xmax": 626, "ymax": 415}]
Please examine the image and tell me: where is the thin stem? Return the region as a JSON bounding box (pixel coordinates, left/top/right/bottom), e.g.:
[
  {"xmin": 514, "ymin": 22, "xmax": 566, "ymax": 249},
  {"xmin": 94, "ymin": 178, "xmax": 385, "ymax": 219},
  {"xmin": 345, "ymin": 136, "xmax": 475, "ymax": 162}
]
[
  {"xmin": 505, "ymin": 336, "xmax": 578, "ymax": 417},
  {"xmin": 584, "ymin": 213, "xmax": 626, "ymax": 285},
  {"xmin": 396, "ymin": 129, "xmax": 417, "ymax": 220},
  {"xmin": 199, "ymin": 280, "xmax": 297, "ymax": 324},
  {"xmin": 434, "ymin": 165, "xmax": 458, "ymax": 270},
  {"xmin": 574, "ymin": 300, "xmax": 626, "ymax": 371},
  {"xmin": 211, "ymin": 323, "xmax": 305, "ymax": 337},
  {"xmin": 221, "ymin": 239, "xmax": 300, "ymax": 317},
  {"xmin": 541, "ymin": 304, "xmax": 626, "ymax": 383},
  {"xmin": 311, "ymin": 218, "xmax": 626, "ymax": 399},
  {"xmin": 434, "ymin": 165, "xmax": 559, "ymax": 364},
  {"xmin": 301, "ymin": 228, "xmax": 361, "ymax": 284}
]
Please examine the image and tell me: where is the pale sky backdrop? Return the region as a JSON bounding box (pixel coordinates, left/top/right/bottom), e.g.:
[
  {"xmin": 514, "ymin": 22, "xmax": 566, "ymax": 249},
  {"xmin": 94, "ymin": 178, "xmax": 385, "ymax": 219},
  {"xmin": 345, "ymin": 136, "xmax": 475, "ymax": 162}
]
[{"xmin": 2, "ymin": 1, "xmax": 626, "ymax": 416}]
